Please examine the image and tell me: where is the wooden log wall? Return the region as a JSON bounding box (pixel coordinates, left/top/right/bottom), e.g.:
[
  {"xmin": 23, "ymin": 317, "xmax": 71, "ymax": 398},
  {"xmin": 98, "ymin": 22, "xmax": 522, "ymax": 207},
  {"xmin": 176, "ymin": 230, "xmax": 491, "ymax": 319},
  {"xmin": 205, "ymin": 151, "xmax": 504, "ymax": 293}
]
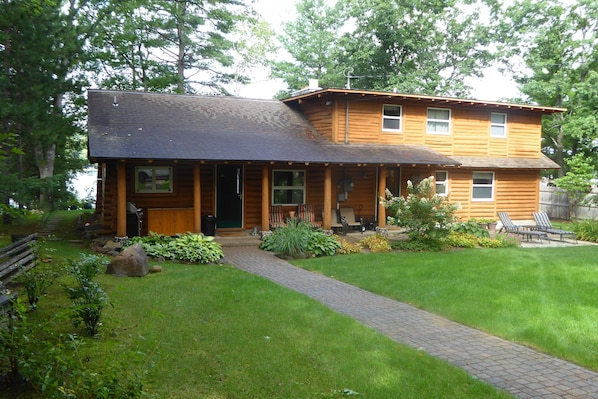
[{"xmin": 326, "ymin": 96, "xmax": 543, "ymax": 159}]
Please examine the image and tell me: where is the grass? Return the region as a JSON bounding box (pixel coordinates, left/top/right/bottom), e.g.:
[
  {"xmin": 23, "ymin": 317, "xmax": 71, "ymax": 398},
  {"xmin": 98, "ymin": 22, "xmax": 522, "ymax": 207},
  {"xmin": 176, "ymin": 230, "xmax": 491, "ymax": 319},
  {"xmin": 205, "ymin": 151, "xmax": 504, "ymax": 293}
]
[
  {"xmin": 1, "ymin": 211, "xmax": 513, "ymax": 398},
  {"xmin": 291, "ymin": 247, "xmax": 598, "ymax": 371}
]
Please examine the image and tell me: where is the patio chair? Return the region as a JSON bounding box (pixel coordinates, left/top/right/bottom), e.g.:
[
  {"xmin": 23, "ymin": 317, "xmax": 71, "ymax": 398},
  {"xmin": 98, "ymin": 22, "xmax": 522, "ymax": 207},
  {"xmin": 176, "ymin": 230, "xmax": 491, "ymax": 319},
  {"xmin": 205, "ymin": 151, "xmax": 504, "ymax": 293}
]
[
  {"xmin": 297, "ymin": 203, "xmax": 322, "ymax": 228},
  {"xmin": 269, "ymin": 205, "xmax": 286, "ymax": 230},
  {"xmin": 533, "ymin": 212, "xmax": 577, "ymax": 242},
  {"xmin": 497, "ymin": 212, "xmax": 548, "ymax": 242},
  {"xmin": 339, "ymin": 208, "xmax": 365, "ymax": 233}
]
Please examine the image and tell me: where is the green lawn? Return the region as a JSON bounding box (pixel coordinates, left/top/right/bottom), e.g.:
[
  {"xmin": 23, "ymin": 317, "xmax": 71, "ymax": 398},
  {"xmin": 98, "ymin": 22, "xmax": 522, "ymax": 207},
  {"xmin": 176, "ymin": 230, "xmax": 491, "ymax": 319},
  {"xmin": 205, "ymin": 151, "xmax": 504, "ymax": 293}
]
[
  {"xmin": 292, "ymin": 246, "xmax": 598, "ymax": 371},
  {"xmin": 2, "ymin": 261, "xmax": 512, "ymax": 399},
  {"xmin": 1, "ymin": 211, "xmax": 513, "ymax": 398}
]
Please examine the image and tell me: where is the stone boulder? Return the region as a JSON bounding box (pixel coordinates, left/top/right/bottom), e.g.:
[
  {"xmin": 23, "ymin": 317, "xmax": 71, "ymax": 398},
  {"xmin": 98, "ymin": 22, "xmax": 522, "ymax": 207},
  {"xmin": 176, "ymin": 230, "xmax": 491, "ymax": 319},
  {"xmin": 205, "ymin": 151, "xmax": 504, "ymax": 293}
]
[{"xmin": 106, "ymin": 243, "xmax": 149, "ymax": 277}]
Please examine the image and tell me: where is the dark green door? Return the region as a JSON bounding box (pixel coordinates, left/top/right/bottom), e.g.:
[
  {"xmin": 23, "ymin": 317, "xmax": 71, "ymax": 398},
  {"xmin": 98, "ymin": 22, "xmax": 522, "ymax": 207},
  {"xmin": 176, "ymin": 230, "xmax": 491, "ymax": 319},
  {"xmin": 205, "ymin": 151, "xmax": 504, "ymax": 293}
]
[{"xmin": 216, "ymin": 165, "xmax": 243, "ymax": 228}]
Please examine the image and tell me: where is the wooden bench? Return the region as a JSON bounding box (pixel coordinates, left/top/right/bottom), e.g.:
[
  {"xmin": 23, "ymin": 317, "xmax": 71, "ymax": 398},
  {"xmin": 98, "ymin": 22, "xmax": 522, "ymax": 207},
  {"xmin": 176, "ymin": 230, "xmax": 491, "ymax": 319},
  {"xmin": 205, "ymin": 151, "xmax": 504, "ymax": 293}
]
[{"xmin": 0, "ymin": 233, "xmax": 37, "ymax": 314}]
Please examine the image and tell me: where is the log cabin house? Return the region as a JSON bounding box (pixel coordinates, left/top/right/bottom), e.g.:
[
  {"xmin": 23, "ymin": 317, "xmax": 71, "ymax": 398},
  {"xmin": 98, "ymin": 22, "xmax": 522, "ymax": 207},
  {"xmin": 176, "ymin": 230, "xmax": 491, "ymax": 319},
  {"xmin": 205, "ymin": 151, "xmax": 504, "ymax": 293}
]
[{"xmin": 87, "ymin": 88, "xmax": 565, "ymax": 237}]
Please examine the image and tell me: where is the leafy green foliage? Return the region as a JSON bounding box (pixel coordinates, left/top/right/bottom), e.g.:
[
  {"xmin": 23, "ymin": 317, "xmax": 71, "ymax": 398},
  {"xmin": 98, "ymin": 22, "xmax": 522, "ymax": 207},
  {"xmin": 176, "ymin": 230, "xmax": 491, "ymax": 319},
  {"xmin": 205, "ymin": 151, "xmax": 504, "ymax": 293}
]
[
  {"xmin": 555, "ymin": 154, "xmax": 596, "ymax": 210},
  {"xmin": 334, "ymin": 236, "xmax": 363, "ymax": 254},
  {"xmin": 359, "ymin": 234, "xmax": 391, "ymax": 253},
  {"xmin": 382, "ymin": 176, "xmax": 459, "ymax": 248},
  {"xmin": 127, "ymin": 232, "xmax": 224, "ymax": 264},
  {"xmin": 570, "ymin": 220, "xmax": 598, "ymax": 242},
  {"xmin": 451, "ymin": 221, "xmax": 490, "ymax": 238},
  {"xmin": 260, "ymin": 219, "xmax": 340, "ymax": 257},
  {"xmin": 65, "ymin": 254, "xmax": 111, "ymax": 336}
]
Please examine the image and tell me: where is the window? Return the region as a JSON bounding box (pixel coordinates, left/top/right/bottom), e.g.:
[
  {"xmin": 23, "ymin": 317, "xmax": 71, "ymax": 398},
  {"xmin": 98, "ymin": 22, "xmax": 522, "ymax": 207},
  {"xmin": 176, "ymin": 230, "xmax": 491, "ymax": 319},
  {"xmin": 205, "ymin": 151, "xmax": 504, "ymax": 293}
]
[
  {"xmin": 136, "ymin": 167, "xmax": 173, "ymax": 193},
  {"xmin": 272, "ymin": 170, "xmax": 305, "ymax": 205},
  {"xmin": 427, "ymin": 108, "xmax": 451, "ymax": 134},
  {"xmin": 491, "ymin": 113, "xmax": 507, "ymax": 138},
  {"xmin": 435, "ymin": 171, "xmax": 448, "ymax": 196},
  {"xmin": 472, "ymin": 171, "xmax": 494, "ymax": 201},
  {"xmin": 382, "ymin": 104, "xmax": 402, "ymax": 131}
]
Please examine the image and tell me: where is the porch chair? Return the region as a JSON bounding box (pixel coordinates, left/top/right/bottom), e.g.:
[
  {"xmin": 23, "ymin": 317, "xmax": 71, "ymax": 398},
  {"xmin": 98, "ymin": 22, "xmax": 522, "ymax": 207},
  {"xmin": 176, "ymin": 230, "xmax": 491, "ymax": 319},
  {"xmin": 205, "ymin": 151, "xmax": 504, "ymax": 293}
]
[
  {"xmin": 533, "ymin": 212, "xmax": 577, "ymax": 242},
  {"xmin": 297, "ymin": 203, "xmax": 322, "ymax": 228},
  {"xmin": 339, "ymin": 208, "xmax": 364, "ymax": 233},
  {"xmin": 269, "ymin": 205, "xmax": 286, "ymax": 230},
  {"xmin": 497, "ymin": 212, "xmax": 547, "ymax": 242}
]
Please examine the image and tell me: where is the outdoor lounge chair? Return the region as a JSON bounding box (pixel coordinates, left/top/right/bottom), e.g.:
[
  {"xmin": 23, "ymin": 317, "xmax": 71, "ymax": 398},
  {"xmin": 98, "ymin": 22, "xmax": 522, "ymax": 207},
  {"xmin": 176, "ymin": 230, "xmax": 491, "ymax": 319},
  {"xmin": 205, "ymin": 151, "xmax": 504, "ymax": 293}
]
[
  {"xmin": 297, "ymin": 203, "xmax": 322, "ymax": 228},
  {"xmin": 533, "ymin": 212, "xmax": 577, "ymax": 242},
  {"xmin": 339, "ymin": 208, "xmax": 364, "ymax": 232},
  {"xmin": 269, "ymin": 205, "xmax": 286, "ymax": 230},
  {"xmin": 497, "ymin": 212, "xmax": 548, "ymax": 242}
]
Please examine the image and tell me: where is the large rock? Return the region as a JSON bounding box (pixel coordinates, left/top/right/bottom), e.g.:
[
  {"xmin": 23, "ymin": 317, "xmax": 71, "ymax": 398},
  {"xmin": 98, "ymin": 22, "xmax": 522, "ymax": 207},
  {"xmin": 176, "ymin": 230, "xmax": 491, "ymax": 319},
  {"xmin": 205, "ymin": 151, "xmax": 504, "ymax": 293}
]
[{"xmin": 106, "ymin": 243, "xmax": 149, "ymax": 277}]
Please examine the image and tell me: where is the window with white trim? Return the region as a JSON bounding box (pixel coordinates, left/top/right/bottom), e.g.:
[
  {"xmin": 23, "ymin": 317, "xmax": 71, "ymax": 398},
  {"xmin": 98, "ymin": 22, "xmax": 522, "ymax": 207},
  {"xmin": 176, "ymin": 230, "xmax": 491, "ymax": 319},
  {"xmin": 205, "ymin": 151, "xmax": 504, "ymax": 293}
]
[
  {"xmin": 490, "ymin": 113, "xmax": 507, "ymax": 138},
  {"xmin": 472, "ymin": 171, "xmax": 494, "ymax": 201},
  {"xmin": 435, "ymin": 171, "xmax": 448, "ymax": 196},
  {"xmin": 272, "ymin": 170, "xmax": 305, "ymax": 205},
  {"xmin": 382, "ymin": 104, "xmax": 402, "ymax": 131},
  {"xmin": 427, "ymin": 108, "xmax": 451, "ymax": 134},
  {"xmin": 135, "ymin": 167, "xmax": 173, "ymax": 193}
]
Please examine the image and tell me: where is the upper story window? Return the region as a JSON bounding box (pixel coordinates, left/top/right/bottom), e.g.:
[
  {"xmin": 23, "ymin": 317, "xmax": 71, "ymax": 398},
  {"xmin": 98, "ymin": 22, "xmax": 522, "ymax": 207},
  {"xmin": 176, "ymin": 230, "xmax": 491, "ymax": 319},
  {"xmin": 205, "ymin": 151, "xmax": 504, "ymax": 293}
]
[
  {"xmin": 491, "ymin": 113, "xmax": 507, "ymax": 138},
  {"xmin": 427, "ymin": 108, "xmax": 451, "ymax": 134},
  {"xmin": 382, "ymin": 104, "xmax": 402, "ymax": 131},
  {"xmin": 136, "ymin": 167, "xmax": 173, "ymax": 193},
  {"xmin": 435, "ymin": 171, "xmax": 448, "ymax": 196},
  {"xmin": 272, "ymin": 170, "xmax": 305, "ymax": 205},
  {"xmin": 472, "ymin": 171, "xmax": 494, "ymax": 201}
]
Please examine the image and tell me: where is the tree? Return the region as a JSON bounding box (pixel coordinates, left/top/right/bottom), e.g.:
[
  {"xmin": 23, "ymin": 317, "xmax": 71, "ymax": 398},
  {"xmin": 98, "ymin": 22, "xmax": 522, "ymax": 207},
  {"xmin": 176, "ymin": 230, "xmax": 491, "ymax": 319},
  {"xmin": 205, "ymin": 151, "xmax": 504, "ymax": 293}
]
[
  {"xmin": 498, "ymin": 0, "xmax": 598, "ymax": 174},
  {"xmin": 555, "ymin": 154, "xmax": 596, "ymax": 217},
  {"xmin": 273, "ymin": 0, "xmax": 495, "ymax": 97},
  {"xmin": 88, "ymin": 0, "xmax": 249, "ymax": 94},
  {"xmin": 270, "ymin": 0, "xmax": 346, "ymax": 96},
  {"xmin": 0, "ymin": 0, "xmax": 88, "ymax": 211}
]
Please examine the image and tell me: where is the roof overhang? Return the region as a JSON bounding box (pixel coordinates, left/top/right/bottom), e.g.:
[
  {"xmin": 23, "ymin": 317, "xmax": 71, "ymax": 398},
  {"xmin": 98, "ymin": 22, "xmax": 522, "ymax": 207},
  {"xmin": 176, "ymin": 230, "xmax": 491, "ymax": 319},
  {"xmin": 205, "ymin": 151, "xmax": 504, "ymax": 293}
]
[{"xmin": 450, "ymin": 154, "xmax": 559, "ymax": 169}]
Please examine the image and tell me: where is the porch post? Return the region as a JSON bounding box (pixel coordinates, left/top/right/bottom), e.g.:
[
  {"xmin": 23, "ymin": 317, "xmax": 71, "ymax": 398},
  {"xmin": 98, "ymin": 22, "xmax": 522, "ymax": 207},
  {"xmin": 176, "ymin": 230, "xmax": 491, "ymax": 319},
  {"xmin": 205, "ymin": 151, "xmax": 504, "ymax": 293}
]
[
  {"xmin": 117, "ymin": 162, "xmax": 126, "ymax": 236},
  {"xmin": 323, "ymin": 166, "xmax": 332, "ymax": 229},
  {"xmin": 261, "ymin": 165, "xmax": 269, "ymax": 231},
  {"xmin": 378, "ymin": 166, "xmax": 386, "ymax": 228},
  {"xmin": 193, "ymin": 164, "xmax": 201, "ymax": 233}
]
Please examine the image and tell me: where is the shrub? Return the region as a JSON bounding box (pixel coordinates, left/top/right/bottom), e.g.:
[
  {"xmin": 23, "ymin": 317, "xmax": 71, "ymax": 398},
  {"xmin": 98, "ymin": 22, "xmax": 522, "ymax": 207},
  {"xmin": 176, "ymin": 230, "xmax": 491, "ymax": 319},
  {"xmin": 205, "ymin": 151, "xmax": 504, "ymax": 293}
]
[
  {"xmin": 65, "ymin": 254, "xmax": 111, "ymax": 336},
  {"xmin": 260, "ymin": 220, "xmax": 341, "ymax": 257},
  {"xmin": 571, "ymin": 220, "xmax": 598, "ymax": 242},
  {"xmin": 127, "ymin": 232, "xmax": 224, "ymax": 264},
  {"xmin": 360, "ymin": 234, "xmax": 391, "ymax": 253},
  {"xmin": 260, "ymin": 219, "xmax": 311, "ymax": 257},
  {"xmin": 171, "ymin": 233, "xmax": 224, "ymax": 264},
  {"xmin": 446, "ymin": 232, "xmax": 478, "ymax": 248},
  {"xmin": 451, "ymin": 221, "xmax": 490, "ymax": 238},
  {"xmin": 307, "ymin": 231, "xmax": 341, "ymax": 256},
  {"xmin": 381, "ymin": 176, "xmax": 458, "ymax": 248},
  {"xmin": 334, "ymin": 236, "xmax": 363, "ymax": 254}
]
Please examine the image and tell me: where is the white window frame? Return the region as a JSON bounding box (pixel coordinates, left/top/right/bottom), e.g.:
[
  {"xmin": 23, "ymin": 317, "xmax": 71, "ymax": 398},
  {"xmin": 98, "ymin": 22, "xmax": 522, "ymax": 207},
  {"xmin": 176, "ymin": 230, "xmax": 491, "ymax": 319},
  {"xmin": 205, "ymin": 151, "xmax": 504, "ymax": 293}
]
[
  {"xmin": 435, "ymin": 171, "xmax": 449, "ymax": 197},
  {"xmin": 427, "ymin": 107, "xmax": 451, "ymax": 134},
  {"xmin": 472, "ymin": 171, "xmax": 495, "ymax": 201},
  {"xmin": 490, "ymin": 112, "xmax": 507, "ymax": 138},
  {"xmin": 382, "ymin": 104, "xmax": 402, "ymax": 132},
  {"xmin": 272, "ymin": 169, "xmax": 306, "ymax": 205},
  {"xmin": 135, "ymin": 166, "xmax": 173, "ymax": 193}
]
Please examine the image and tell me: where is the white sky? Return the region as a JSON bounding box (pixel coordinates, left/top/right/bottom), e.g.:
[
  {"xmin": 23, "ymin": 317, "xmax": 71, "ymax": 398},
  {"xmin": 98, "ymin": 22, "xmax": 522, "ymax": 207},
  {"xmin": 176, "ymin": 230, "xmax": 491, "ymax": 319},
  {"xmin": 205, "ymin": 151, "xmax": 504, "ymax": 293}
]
[{"xmin": 240, "ymin": 0, "xmax": 521, "ymax": 102}]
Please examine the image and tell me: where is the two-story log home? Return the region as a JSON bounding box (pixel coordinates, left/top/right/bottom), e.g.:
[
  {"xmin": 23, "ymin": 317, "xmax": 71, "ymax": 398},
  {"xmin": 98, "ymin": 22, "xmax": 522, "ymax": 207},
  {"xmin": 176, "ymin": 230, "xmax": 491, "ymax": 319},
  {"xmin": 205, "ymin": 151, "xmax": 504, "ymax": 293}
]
[{"xmin": 87, "ymin": 88, "xmax": 565, "ymax": 237}]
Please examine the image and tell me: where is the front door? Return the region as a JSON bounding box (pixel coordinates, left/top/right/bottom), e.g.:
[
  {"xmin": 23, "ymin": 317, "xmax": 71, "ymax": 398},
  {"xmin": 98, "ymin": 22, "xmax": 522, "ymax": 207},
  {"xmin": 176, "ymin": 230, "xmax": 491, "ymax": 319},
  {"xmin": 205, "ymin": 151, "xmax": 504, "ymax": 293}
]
[{"xmin": 216, "ymin": 165, "xmax": 243, "ymax": 228}]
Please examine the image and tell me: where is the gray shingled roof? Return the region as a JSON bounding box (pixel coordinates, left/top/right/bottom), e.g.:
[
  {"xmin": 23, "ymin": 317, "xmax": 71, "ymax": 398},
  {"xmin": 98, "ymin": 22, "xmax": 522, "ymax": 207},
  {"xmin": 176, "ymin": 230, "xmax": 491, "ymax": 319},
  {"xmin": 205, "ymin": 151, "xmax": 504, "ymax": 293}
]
[{"xmin": 87, "ymin": 90, "xmax": 459, "ymax": 166}]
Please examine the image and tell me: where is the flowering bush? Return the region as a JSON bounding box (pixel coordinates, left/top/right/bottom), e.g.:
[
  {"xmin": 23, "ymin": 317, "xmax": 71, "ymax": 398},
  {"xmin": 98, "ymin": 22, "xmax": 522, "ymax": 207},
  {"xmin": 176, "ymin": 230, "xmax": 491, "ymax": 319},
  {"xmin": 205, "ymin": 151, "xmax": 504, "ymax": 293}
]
[{"xmin": 381, "ymin": 176, "xmax": 459, "ymax": 248}]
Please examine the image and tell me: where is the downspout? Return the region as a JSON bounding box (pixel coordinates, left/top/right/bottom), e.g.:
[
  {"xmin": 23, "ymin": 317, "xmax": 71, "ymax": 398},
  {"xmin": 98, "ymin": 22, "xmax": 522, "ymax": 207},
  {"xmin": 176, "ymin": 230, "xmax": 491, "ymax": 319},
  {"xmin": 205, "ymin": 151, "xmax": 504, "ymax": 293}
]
[{"xmin": 345, "ymin": 97, "xmax": 349, "ymax": 144}]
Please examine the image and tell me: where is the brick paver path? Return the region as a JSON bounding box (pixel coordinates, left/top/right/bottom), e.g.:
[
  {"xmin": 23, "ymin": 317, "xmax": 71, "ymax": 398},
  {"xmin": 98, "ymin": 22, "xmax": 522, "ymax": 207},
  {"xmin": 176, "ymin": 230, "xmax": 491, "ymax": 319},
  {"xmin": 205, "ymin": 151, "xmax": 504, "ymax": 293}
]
[{"xmin": 224, "ymin": 246, "xmax": 598, "ymax": 399}]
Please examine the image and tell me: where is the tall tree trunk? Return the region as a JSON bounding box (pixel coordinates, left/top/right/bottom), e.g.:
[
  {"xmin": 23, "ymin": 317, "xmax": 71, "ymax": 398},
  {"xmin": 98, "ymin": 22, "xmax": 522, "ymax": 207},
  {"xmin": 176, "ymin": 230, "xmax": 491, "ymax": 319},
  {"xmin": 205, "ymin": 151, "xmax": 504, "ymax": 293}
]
[{"xmin": 34, "ymin": 143, "xmax": 56, "ymax": 209}]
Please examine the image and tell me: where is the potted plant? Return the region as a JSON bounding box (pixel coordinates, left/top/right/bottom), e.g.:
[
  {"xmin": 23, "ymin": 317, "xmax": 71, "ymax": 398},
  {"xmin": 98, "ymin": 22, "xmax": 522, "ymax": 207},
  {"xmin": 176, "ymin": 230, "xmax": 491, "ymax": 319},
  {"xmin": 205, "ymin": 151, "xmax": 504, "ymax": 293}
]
[{"xmin": 469, "ymin": 218, "xmax": 498, "ymax": 234}]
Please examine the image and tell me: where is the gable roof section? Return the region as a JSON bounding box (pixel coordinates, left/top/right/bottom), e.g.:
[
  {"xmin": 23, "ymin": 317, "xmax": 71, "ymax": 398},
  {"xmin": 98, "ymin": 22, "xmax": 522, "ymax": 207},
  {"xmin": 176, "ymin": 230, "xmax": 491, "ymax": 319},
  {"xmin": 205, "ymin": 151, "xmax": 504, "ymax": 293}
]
[{"xmin": 87, "ymin": 90, "xmax": 459, "ymax": 166}]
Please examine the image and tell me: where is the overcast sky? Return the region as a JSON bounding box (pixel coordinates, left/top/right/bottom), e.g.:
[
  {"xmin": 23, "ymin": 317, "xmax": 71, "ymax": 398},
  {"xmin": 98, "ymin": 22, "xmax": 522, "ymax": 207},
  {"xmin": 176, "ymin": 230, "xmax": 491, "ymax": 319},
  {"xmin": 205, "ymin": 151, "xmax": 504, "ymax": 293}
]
[{"xmin": 240, "ymin": 0, "xmax": 521, "ymax": 102}]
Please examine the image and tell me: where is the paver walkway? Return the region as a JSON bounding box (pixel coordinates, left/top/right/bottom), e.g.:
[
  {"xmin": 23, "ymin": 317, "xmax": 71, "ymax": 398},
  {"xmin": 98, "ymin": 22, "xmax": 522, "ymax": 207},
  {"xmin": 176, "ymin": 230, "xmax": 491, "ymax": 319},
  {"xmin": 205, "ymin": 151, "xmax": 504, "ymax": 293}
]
[{"xmin": 223, "ymin": 246, "xmax": 598, "ymax": 399}]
